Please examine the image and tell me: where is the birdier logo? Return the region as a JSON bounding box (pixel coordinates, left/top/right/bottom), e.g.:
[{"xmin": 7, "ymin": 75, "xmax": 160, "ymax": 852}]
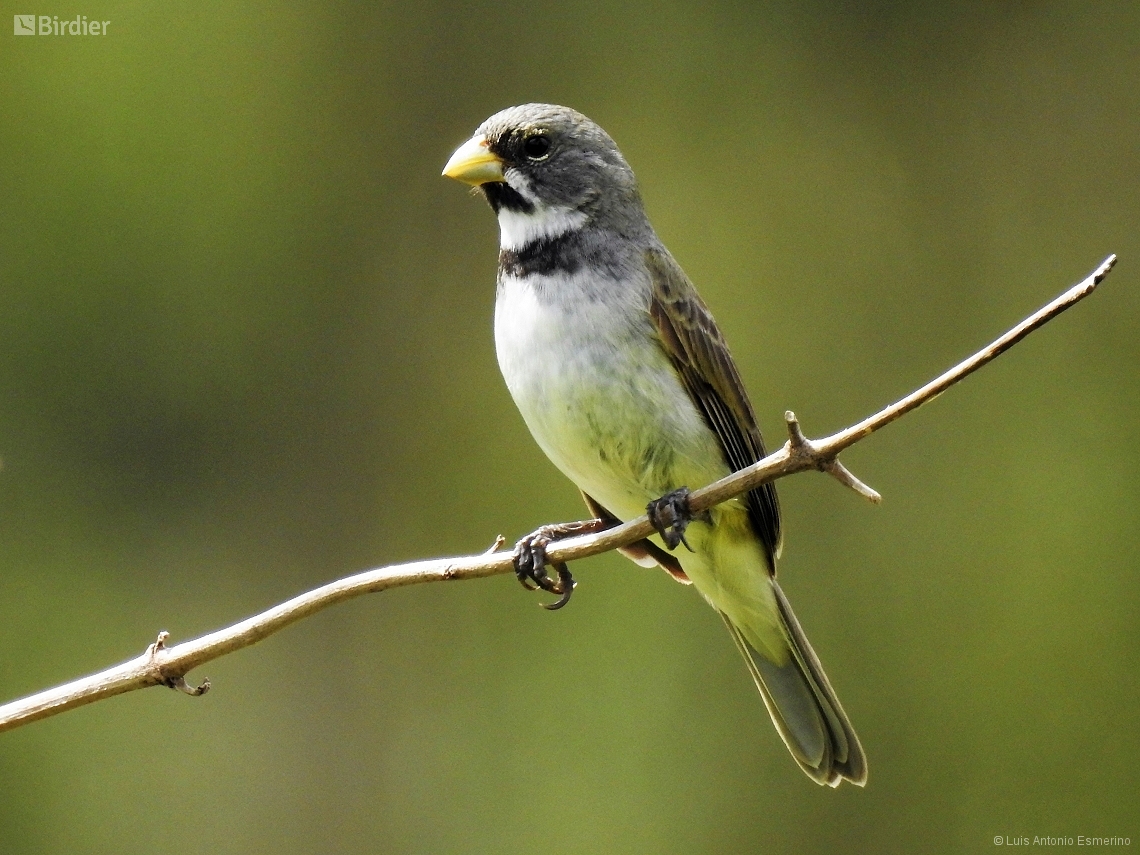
[{"xmin": 13, "ymin": 15, "xmax": 110, "ymax": 35}]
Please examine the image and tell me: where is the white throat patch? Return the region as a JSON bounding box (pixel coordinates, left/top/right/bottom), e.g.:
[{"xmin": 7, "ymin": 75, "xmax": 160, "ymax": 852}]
[{"xmin": 496, "ymin": 170, "xmax": 587, "ymax": 250}]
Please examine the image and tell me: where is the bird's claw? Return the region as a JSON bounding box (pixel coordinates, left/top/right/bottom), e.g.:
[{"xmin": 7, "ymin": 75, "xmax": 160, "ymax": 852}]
[
  {"xmin": 514, "ymin": 526, "xmax": 577, "ymax": 610},
  {"xmin": 541, "ymin": 564, "xmax": 575, "ymax": 611},
  {"xmin": 647, "ymin": 486, "xmax": 708, "ymax": 552}
]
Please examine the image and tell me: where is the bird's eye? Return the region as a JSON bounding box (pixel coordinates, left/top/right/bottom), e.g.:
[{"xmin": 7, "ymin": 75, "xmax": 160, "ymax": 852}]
[{"xmin": 522, "ymin": 134, "xmax": 552, "ymax": 160}]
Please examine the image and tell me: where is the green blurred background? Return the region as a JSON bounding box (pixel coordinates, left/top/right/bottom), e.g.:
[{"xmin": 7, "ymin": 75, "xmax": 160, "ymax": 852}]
[{"xmin": 1, "ymin": 1, "xmax": 1137, "ymax": 852}]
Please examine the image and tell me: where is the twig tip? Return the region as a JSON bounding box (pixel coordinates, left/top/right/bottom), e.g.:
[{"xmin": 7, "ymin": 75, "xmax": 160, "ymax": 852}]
[{"xmin": 1094, "ymin": 254, "xmax": 1117, "ymax": 285}]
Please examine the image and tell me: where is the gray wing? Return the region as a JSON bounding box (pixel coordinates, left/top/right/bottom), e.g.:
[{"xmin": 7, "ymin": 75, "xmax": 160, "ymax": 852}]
[{"xmin": 645, "ymin": 247, "xmax": 782, "ymax": 567}]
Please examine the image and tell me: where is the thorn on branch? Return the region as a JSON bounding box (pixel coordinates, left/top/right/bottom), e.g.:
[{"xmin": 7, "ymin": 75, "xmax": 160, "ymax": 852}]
[
  {"xmin": 784, "ymin": 411, "xmax": 882, "ymax": 504},
  {"xmin": 149, "ymin": 631, "xmax": 211, "ymax": 697},
  {"xmin": 484, "ymin": 534, "xmax": 506, "ymax": 555},
  {"xmin": 165, "ymin": 675, "xmax": 211, "ymax": 696},
  {"xmin": 148, "ymin": 630, "xmax": 171, "ymax": 656},
  {"xmin": 784, "ymin": 410, "xmax": 809, "ymax": 449},
  {"xmin": 824, "ymin": 459, "xmax": 883, "ymax": 504}
]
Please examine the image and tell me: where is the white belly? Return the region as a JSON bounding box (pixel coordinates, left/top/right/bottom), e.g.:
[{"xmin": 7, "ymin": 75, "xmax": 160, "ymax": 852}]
[
  {"xmin": 494, "ymin": 271, "xmax": 728, "ymax": 522},
  {"xmin": 495, "ymin": 271, "xmax": 782, "ymax": 653}
]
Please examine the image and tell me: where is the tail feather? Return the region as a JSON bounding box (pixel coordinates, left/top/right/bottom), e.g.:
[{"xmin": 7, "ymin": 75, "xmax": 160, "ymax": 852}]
[{"xmin": 721, "ymin": 580, "xmax": 867, "ymax": 787}]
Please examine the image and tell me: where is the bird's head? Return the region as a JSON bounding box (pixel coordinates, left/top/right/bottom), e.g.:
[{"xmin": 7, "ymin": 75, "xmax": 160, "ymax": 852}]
[{"xmin": 443, "ymin": 104, "xmax": 646, "ymax": 247}]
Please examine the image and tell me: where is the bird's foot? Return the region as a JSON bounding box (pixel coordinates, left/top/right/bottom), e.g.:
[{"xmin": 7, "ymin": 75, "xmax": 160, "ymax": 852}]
[
  {"xmin": 647, "ymin": 487, "xmax": 709, "ymax": 552},
  {"xmin": 513, "ymin": 519, "xmax": 607, "ymax": 610}
]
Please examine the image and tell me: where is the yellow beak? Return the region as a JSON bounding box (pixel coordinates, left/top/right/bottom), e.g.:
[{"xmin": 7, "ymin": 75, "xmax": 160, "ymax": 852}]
[{"xmin": 442, "ymin": 134, "xmax": 505, "ymax": 186}]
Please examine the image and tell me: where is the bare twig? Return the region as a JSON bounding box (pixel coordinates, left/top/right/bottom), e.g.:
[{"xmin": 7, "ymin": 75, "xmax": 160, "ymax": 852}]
[{"xmin": 0, "ymin": 255, "xmax": 1116, "ymax": 734}]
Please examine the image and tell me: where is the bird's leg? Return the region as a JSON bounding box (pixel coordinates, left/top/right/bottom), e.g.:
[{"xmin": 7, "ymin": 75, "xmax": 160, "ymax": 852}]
[
  {"xmin": 513, "ymin": 519, "xmax": 610, "ymax": 610},
  {"xmin": 647, "ymin": 486, "xmax": 710, "ymax": 552}
]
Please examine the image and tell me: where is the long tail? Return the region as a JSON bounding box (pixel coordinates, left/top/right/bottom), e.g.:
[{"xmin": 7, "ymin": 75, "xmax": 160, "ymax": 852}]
[{"xmin": 721, "ymin": 579, "xmax": 867, "ymax": 787}]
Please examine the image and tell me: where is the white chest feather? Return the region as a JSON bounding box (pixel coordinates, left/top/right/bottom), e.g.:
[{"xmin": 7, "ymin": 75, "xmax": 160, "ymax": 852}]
[
  {"xmin": 494, "ymin": 271, "xmax": 727, "ymax": 521},
  {"xmin": 498, "ymin": 206, "xmax": 587, "ymax": 251}
]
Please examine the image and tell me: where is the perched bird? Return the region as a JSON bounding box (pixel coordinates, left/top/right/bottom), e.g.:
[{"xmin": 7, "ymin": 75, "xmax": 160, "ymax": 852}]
[{"xmin": 443, "ymin": 104, "xmax": 866, "ymax": 787}]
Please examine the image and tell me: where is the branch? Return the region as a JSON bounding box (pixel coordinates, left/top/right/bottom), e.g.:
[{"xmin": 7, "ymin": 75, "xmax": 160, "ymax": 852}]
[{"xmin": 0, "ymin": 255, "xmax": 1116, "ymax": 734}]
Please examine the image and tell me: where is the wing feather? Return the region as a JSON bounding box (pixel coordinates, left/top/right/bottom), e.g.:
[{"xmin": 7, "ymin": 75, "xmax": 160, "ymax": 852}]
[{"xmin": 645, "ymin": 247, "xmax": 782, "ymax": 566}]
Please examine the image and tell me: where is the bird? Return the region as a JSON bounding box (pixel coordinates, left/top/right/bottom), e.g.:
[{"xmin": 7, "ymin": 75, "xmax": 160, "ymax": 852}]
[{"xmin": 442, "ymin": 103, "xmax": 866, "ymax": 787}]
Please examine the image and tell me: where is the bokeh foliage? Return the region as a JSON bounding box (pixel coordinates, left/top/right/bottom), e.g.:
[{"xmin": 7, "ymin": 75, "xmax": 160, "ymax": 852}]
[{"xmin": 1, "ymin": 2, "xmax": 1137, "ymax": 852}]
